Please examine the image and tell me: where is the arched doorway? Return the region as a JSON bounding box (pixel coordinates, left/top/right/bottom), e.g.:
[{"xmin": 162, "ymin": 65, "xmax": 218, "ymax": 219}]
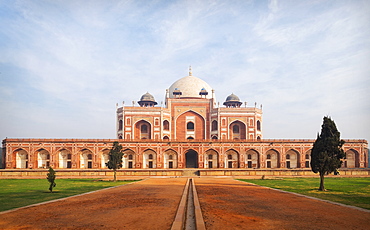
[
  {"xmin": 176, "ymin": 111, "xmax": 205, "ymax": 140},
  {"xmin": 205, "ymin": 149, "xmax": 218, "ymax": 168},
  {"xmin": 134, "ymin": 120, "xmax": 151, "ymax": 139},
  {"xmin": 80, "ymin": 149, "xmax": 93, "ymax": 169},
  {"xmin": 37, "ymin": 149, "xmax": 50, "ymax": 168},
  {"xmin": 164, "ymin": 149, "xmax": 178, "ymax": 169},
  {"xmin": 123, "ymin": 149, "xmax": 135, "ymax": 169},
  {"xmin": 229, "ymin": 121, "xmax": 246, "ymax": 140},
  {"xmin": 143, "ymin": 149, "xmax": 157, "ymax": 169},
  {"xmin": 344, "ymin": 149, "xmax": 359, "ymax": 168},
  {"xmin": 285, "ymin": 149, "xmax": 299, "ymax": 168},
  {"xmin": 265, "ymin": 149, "xmax": 279, "ymax": 168},
  {"xmin": 305, "ymin": 150, "xmax": 311, "ymax": 168},
  {"xmin": 101, "ymin": 149, "xmax": 110, "ymax": 168},
  {"xmin": 15, "ymin": 149, "xmax": 28, "ymax": 169},
  {"xmin": 225, "ymin": 149, "xmax": 239, "ymax": 168},
  {"xmin": 186, "ymin": 150, "xmax": 198, "ymax": 168},
  {"xmin": 245, "ymin": 149, "xmax": 260, "ymax": 168},
  {"xmin": 59, "ymin": 149, "xmax": 72, "ymax": 169}
]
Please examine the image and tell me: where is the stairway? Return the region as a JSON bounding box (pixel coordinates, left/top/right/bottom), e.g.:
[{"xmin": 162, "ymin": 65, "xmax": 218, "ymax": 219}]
[{"xmin": 182, "ymin": 169, "xmax": 199, "ymax": 177}]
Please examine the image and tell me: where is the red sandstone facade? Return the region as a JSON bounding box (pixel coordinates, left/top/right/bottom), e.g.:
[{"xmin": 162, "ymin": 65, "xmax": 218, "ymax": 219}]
[
  {"xmin": 1, "ymin": 70, "xmax": 368, "ymax": 169},
  {"xmin": 1, "ymin": 139, "xmax": 368, "ymax": 169}
]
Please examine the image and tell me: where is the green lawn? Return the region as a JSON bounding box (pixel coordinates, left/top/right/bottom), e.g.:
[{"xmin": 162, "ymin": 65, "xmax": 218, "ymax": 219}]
[
  {"xmin": 0, "ymin": 179, "xmax": 138, "ymax": 212},
  {"xmin": 239, "ymin": 177, "xmax": 370, "ymax": 210}
]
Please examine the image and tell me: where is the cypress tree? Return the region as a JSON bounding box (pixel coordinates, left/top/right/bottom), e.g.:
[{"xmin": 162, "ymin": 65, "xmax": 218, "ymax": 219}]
[
  {"xmin": 47, "ymin": 166, "xmax": 56, "ymax": 193},
  {"xmin": 106, "ymin": 141, "xmax": 124, "ymax": 182},
  {"xmin": 311, "ymin": 116, "xmax": 345, "ymax": 191}
]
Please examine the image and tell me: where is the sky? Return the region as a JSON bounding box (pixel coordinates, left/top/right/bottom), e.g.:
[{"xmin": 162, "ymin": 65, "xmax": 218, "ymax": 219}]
[{"xmin": 0, "ymin": 0, "xmax": 369, "ymax": 142}]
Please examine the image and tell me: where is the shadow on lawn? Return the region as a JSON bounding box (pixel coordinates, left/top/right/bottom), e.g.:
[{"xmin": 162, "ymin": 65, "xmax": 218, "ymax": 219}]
[{"xmin": 41, "ymin": 191, "xmax": 60, "ymax": 193}]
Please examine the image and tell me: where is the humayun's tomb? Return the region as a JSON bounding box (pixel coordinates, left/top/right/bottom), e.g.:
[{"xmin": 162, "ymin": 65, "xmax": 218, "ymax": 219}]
[{"xmin": 1, "ymin": 68, "xmax": 368, "ymax": 176}]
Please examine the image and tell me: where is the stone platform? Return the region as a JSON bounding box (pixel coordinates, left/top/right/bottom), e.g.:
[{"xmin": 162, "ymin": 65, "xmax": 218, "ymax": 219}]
[{"xmin": 1, "ymin": 168, "xmax": 369, "ymax": 179}]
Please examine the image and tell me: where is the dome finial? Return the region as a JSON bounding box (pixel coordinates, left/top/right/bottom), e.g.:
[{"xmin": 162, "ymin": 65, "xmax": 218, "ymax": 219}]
[{"xmin": 189, "ymin": 66, "xmax": 192, "ymax": 76}]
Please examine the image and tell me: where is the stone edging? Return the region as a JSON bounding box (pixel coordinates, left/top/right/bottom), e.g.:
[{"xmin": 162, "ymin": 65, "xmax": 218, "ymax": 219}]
[
  {"xmin": 192, "ymin": 178, "xmax": 206, "ymax": 230},
  {"xmin": 171, "ymin": 178, "xmax": 191, "ymax": 230}
]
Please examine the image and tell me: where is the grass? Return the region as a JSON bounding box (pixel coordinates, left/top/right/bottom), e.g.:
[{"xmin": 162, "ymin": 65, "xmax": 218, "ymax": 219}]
[
  {"xmin": 239, "ymin": 177, "xmax": 370, "ymax": 210},
  {"xmin": 0, "ymin": 179, "xmax": 138, "ymax": 212}
]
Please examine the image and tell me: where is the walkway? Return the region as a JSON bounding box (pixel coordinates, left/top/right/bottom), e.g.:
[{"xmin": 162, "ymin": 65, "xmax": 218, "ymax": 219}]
[
  {"xmin": 195, "ymin": 178, "xmax": 370, "ymax": 229},
  {"xmin": 0, "ymin": 177, "xmax": 369, "ymax": 229},
  {"xmin": 0, "ymin": 178, "xmax": 187, "ymax": 230}
]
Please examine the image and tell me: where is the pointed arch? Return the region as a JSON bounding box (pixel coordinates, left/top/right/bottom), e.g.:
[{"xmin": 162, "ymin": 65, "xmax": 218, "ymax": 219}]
[
  {"xmin": 175, "ymin": 109, "xmax": 206, "ymax": 121},
  {"xmin": 265, "ymin": 149, "xmax": 280, "ymax": 168},
  {"xmin": 164, "ymin": 149, "xmax": 178, "ymax": 169},
  {"xmin": 229, "ymin": 120, "xmax": 246, "ymax": 140},
  {"xmin": 123, "ymin": 148, "xmax": 136, "ymax": 169},
  {"xmin": 58, "ymin": 148, "xmax": 72, "ymax": 169},
  {"xmin": 175, "ymin": 110, "xmax": 206, "ymax": 140},
  {"xmin": 225, "ymin": 149, "xmax": 239, "ymax": 168},
  {"xmin": 134, "ymin": 119, "xmax": 152, "ymax": 140},
  {"xmin": 185, "ymin": 149, "xmax": 199, "ymax": 168},
  {"xmin": 245, "ymin": 149, "xmax": 260, "ymax": 168},
  {"xmin": 143, "ymin": 149, "xmax": 157, "ymax": 168},
  {"xmin": 14, "ymin": 149, "xmax": 28, "ymax": 169},
  {"xmin": 305, "ymin": 149, "xmax": 312, "ymax": 168},
  {"xmin": 163, "ymin": 120, "xmax": 170, "ymax": 131},
  {"xmin": 205, "ymin": 149, "xmax": 219, "ymax": 168},
  {"xmin": 118, "ymin": 119, "xmax": 123, "ymax": 131},
  {"xmin": 100, "ymin": 148, "xmax": 110, "ymax": 168},
  {"xmin": 79, "ymin": 148, "xmax": 93, "ymax": 169},
  {"xmin": 211, "ymin": 120, "xmax": 218, "ymax": 131},
  {"xmin": 285, "ymin": 149, "xmax": 300, "ymax": 168},
  {"xmin": 257, "ymin": 120, "xmax": 261, "ymax": 131},
  {"xmin": 36, "ymin": 148, "xmax": 50, "ymax": 168},
  {"xmin": 187, "ymin": 121, "xmax": 194, "ymax": 130},
  {"xmin": 344, "ymin": 149, "xmax": 359, "ymax": 168}
]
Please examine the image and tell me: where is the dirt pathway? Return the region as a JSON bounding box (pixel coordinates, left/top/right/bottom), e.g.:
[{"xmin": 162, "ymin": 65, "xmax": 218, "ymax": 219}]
[
  {"xmin": 195, "ymin": 178, "xmax": 370, "ymax": 230},
  {"xmin": 1, "ymin": 177, "xmax": 369, "ymax": 230},
  {"xmin": 0, "ymin": 178, "xmax": 187, "ymax": 230}
]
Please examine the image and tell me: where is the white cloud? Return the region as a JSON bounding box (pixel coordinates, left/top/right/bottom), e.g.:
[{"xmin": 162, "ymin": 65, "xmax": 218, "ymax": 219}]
[{"xmin": 268, "ymin": 0, "xmax": 279, "ymax": 13}]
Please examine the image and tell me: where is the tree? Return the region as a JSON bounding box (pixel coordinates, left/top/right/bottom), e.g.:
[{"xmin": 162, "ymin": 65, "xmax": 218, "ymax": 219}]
[
  {"xmin": 46, "ymin": 167, "xmax": 56, "ymax": 193},
  {"xmin": 311, "ymin": 116, "xmax": 345, "ymax": 191},
  {"xmin": 106, "ymin": 141, "xmax": 124, "ymax": 182}
]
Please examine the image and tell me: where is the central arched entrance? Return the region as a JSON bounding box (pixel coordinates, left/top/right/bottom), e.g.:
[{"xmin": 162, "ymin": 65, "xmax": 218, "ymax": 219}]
[{"xmin": 185, "ymin": 150, "xmax": 198, "ymax": 168}]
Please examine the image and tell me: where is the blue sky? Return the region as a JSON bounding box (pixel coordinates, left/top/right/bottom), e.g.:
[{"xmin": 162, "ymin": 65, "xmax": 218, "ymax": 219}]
[{"xmin": 0, "ymin": 0, "xmax": 369, "ymax": 142}]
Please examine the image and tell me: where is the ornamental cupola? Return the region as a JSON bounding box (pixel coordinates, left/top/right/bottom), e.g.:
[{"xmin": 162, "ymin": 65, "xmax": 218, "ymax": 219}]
[
  {"xmin": 223, "ymin": 93, "xmax": 242, "ymax": 108},
  {"xmin": 172, "ymin": 88, "xmax": 182, "ymax": 98},
  {"xmin": 138, "ymin": 92, "xmax": 157, "ymax": 107},
  {"xmin": 199, "ymin": 87, "xmax": 208, "ymax": 98}
]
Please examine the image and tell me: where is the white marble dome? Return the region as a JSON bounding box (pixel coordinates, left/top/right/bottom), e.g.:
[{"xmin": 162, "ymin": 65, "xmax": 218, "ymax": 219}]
[{"xmin": 168, "ymin": 75, "xmax": 214, "ymax": 99}]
